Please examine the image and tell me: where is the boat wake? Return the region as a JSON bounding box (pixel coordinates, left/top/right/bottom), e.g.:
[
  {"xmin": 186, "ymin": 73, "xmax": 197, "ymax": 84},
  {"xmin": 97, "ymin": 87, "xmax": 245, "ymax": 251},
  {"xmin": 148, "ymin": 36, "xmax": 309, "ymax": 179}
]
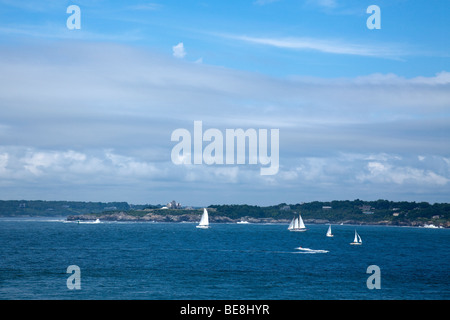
[
  {"xmin": 294, "ymin": 247, "xmax": 329, "ymax": 254},
  {"xmin": 65, "ymin": 219, "xmax": 101, "ymax": 224}
]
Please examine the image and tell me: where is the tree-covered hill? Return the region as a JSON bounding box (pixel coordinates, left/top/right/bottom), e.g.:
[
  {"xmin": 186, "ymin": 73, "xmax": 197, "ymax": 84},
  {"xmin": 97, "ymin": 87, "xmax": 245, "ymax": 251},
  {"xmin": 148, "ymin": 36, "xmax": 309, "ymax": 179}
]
[
  {"xmin": 1, "ymin": 199, "xmax": 449, "ymax": 227},
  {"xmin": 0, "ymin": 200, "xmax": 131, "ymax": 216},
  {"xmin": 208, "ymin": 200, "xmax": 450, "ymax": 227}
]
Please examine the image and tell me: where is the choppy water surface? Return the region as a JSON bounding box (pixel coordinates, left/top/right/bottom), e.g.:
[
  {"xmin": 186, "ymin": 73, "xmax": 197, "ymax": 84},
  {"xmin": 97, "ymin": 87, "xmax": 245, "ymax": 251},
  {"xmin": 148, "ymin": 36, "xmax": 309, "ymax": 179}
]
[{"xmin": 0, "ymin": 218, "xmax": 448, "ymax": 299}]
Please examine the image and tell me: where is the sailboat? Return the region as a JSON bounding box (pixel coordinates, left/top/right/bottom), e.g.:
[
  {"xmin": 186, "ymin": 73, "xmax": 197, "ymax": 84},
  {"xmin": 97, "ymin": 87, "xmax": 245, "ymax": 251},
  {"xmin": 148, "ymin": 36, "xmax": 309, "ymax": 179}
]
[
  {"xmin": 326, "ymin": 224, "xmax": 333, "ymax": 237},
  {"xmin": 288, "ymin": 214, "xmax": 307, "ymax": 232},
  {"xmin": 350, "ymin": 230, "xmax": 362, "ymax": 245},
  {"xmin": 196, "ymin": 208, "xmax": 210, "ymax": 229}
]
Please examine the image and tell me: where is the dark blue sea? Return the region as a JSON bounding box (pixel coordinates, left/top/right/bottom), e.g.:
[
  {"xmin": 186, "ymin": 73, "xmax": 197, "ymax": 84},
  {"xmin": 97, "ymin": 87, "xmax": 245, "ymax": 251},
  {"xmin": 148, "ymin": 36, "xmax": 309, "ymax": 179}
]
[{"xmin": 0, "ymin": 218, "xmax": 449, "ymax": 300}]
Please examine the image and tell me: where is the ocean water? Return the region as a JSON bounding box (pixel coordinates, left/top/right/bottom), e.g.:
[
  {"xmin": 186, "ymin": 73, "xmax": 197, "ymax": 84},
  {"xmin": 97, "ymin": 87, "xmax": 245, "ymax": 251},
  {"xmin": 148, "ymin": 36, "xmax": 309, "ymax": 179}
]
[{"xmin": 0, "ymin": 218, "xmax": 449, "ymax": 300}]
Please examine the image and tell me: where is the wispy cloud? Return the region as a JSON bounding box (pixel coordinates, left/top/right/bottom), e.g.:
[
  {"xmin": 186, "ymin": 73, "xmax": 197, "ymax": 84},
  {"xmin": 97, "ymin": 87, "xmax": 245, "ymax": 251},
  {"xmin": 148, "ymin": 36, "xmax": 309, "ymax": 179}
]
[
  {"xmin": 0, "ymin": 0, "xmax": 60, "ymax": 12},
  {"xmin": 127, "ymin": 2, "xmax": 162, "ymax": 11},
  {"xmin": 0, "ymin": 24, "xmax": 143, "ymax": 42},
  {"xmin": 253, "ymin": 0, "xmax": 281, "ymax": 5},
  {"xmin": 307, "ymin": 0, "xmax": 337, "ymax": 9},
  {"xmin": 223, "ymin": 34, "xmax": 405, "ymax": 58}
]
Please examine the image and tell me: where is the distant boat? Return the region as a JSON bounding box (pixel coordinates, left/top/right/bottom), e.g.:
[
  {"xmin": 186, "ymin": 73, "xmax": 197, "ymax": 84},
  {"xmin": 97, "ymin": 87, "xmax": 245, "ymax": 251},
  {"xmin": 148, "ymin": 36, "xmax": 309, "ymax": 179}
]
[
  {"xmin": 196, "ymin": 208, "xmax": 210, "ymax": 229},
  {"xmin": 76, "ymin": 218, "xmax": 100, "ymax": 224},
  {"xmin": 350, "ymin": 230, "xmax": 362, "ymax": 245},
  {"xmin": 288, "ymin": 214, "xmax": 307, "ymax": 232},
  {"xmin": 237, "ymin": 220, "xmax": 249, "ymax": 224},
  {"xmin": 326, "ymin": 225, "xmax": 333, "ymax": 237}
]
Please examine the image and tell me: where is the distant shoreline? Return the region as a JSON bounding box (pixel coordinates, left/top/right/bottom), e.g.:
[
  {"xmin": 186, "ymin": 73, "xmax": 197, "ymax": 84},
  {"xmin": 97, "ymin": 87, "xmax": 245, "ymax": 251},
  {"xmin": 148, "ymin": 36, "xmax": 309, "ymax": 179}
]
[
  {"xmin": 1, "ymin": 199, "xmax": 449, "ymax": 228},
  {"xmin": 65, "ymin": 212, "xmax": 449, "ymax": 228},
  {"xmin": 0, "ymin": 214, "xmax": 447, "ymax": 229}
]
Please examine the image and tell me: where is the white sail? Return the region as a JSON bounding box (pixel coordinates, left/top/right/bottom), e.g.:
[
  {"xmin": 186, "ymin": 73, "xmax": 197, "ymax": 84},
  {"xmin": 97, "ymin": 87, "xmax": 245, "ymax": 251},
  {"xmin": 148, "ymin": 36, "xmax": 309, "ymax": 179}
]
[
  {"xmin": 298, "ymin": 215, "xmax": 306, "ymax": 229},
  {"xmin": 326, "ymin": 225, "xmax": 333, "ymax": 237},
  {"xmin": 294, "ymin": 217, "xmax": 299, "ymax": 229},
  {"xmin": 196, "ymin": 208, "xmax": 209, "ymax": 229},
  {"xmin": 289, "ymin": 214, "xmax": 306, "ymax": 232},
  {"xmin": 350, "ymin": 230, "xmax": 362, "ymax": 245},
  {"xmin": 288, "ymin": 217, "xmax": 295, "ymax": 230}
]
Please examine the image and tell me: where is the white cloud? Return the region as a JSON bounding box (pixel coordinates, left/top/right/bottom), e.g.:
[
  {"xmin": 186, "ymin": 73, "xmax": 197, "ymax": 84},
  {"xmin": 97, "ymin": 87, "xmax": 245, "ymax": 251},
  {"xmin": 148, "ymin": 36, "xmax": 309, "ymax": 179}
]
[
  {"xmin": 279, "ymin": 153, "xmax": 450, "ymax": 189},
  {"xmin": 1, "ymin": 145, "xmax": 449, "ymax": 203},
  {"xmin": 0, "ymin": 148, "xmax": 165, "ymax": 181},
  {"xmin": 358, "ymin": 161, "xmax": 449, "ymax": 186},
  {"xmin": 224, "ymin": 34, "xmax": 404, "ymax": 58},
  {"xmin": 410, "ymin": 71, "xmax": 450, "ymax": 85},
  {"xmin": 0, "ymin": 42, "xmax": 449, "ymax": 203},
  {"xmin": 22, "ymin": 150, "xmax": 86, "ymax": 176},
  {"xmin": 105, "ymin": 152, "xmax": 161, "ymax": 177},
  {"xmin": 172, "ymin": 42, "xmax": 186, "ymax": 58}
]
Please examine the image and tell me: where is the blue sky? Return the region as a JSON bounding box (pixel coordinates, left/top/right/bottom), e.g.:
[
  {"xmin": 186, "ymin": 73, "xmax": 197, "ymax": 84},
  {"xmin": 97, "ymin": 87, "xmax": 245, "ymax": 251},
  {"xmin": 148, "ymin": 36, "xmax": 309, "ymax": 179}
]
[
  {"xmin": 0, "ymin": 1, "xmax": 449, "ymax": 206},
  {"xmin": 1, "ymin": 0, "xmax": 448, "ymax": 77}
]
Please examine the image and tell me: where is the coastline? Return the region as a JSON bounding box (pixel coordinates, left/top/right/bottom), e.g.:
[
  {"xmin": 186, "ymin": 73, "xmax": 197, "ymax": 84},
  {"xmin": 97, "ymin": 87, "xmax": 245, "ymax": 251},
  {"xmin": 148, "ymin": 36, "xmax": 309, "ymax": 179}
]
[
  {"xmin": 65, "ymin": 212, "xmax": 449, "ymax": 228},
  {"xmin": 2, "ymin": 199, "xmax": 448, "ymax": 228}
]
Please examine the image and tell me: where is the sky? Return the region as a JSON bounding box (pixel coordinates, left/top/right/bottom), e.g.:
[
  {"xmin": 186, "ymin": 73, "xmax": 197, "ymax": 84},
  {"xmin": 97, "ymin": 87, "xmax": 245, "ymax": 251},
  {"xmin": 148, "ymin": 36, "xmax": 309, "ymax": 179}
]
[{"xmin": 0, "ymin": 0, "xmax": 449, "ymax": 206}]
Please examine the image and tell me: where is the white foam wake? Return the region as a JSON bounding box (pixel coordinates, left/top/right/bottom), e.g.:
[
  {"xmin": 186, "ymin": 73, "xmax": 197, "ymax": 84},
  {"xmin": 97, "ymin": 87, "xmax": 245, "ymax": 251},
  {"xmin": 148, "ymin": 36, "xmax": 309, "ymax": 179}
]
[
  {"xmin": 64, "ymin": 219, "xmax": 101, "ymax": 224},
  {"xmin": 295, "ymin": 247, "xmax": 329, "ymax": 253}
]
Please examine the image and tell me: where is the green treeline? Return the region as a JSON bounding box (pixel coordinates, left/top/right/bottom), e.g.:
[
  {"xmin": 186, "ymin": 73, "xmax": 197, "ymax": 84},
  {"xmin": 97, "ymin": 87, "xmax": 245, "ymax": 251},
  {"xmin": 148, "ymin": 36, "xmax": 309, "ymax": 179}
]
[
  {"xmin": 1, "ymin": 199, "xmax": 449, "ymax": 226},
  {"xmin": 0, "ymin": 200, "xmax": 131, "ymax": 217},
  {"xmin": 209, "ymin": 199, "xmax": 450, "ymax": 224}
]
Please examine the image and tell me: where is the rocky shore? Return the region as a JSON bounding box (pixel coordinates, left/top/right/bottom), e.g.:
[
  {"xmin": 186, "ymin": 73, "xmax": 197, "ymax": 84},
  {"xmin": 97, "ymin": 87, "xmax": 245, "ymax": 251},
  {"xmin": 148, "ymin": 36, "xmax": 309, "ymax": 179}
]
[
  {"xmin": 66, "ymin": 212, "xmax": 288, "ymax": 224},
  {"xmin": 66, "ymin": 212, "xmax": 449, "ymax": 227}
]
